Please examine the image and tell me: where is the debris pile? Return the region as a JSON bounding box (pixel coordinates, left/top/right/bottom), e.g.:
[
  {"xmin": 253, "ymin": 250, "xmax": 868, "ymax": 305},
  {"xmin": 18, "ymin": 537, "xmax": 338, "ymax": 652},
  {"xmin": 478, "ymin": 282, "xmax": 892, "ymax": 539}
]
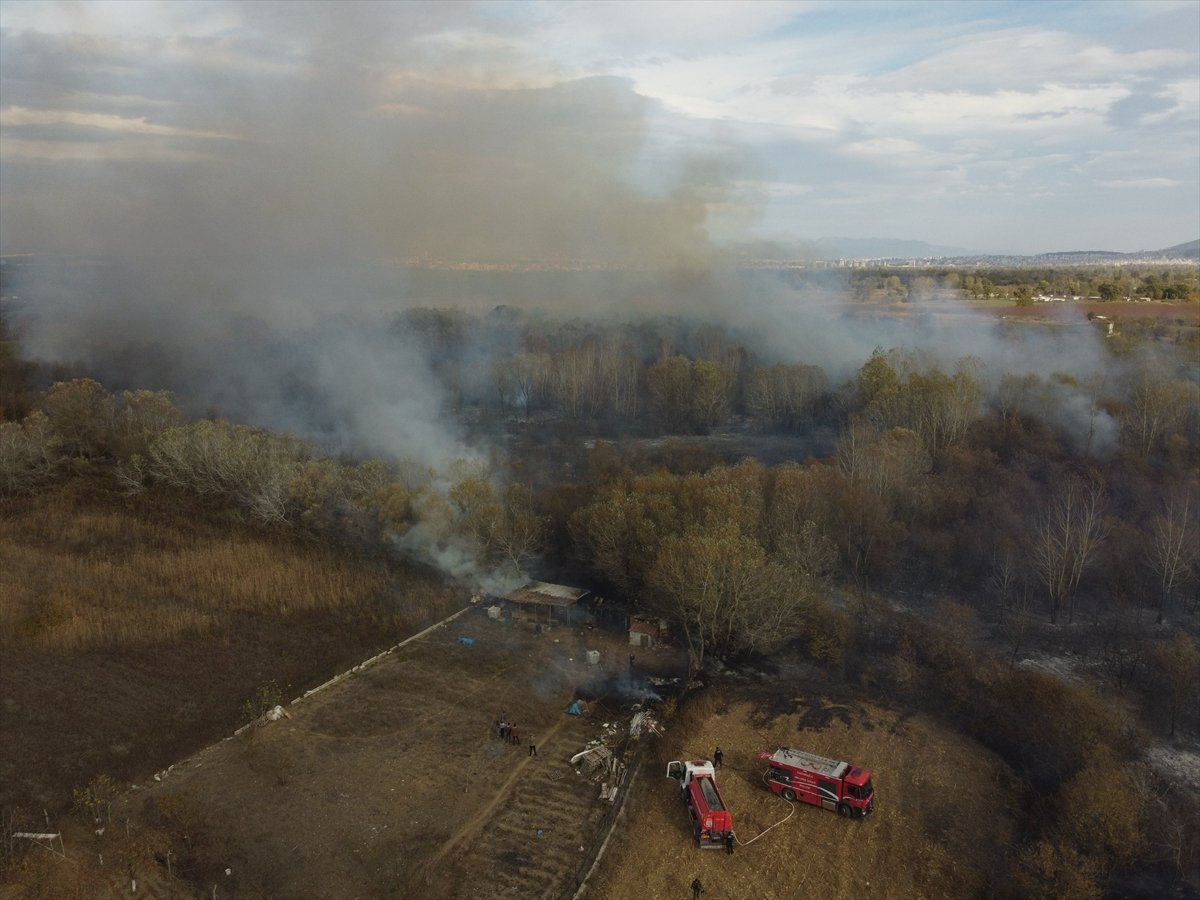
[
  {"xmin": 569, "ymin": 745, "xmax": 627, "ymax": 803},
  {"xmin": 628, "ymin": 709, "xmax": 663, "ymax": 738}
]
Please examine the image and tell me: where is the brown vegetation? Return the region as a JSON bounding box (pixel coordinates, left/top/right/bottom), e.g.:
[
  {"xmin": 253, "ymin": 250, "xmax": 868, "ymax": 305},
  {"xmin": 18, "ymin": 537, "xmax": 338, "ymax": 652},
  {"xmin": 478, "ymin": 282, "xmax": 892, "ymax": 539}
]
[
  {"xmin": 0, "ymin": 477, "xmax": 457, "ymax": 818},
  {"xmin": 2, "ymin": 282, "xmax": 1198, "ymax": 897}
]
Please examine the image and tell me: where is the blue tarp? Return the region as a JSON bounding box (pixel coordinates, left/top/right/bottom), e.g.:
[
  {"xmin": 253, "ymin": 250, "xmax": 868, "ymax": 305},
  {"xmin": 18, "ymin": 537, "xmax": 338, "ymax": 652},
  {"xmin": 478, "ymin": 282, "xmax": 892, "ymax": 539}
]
[
  {"xmin": 457, "ymin": 636, "xmax": 475, "ymax": 646},
  {"xmin": 564, "ymin": 700, "xmax": 582, "ymax": 716}
]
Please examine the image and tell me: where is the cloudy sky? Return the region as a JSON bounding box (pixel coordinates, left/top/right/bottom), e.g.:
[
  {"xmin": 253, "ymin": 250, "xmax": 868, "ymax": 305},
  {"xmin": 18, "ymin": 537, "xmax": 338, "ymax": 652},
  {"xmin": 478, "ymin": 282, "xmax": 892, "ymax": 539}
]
[{"xmin": 1, "ymin": 0, "xmax": 1197, "ymax": 258}]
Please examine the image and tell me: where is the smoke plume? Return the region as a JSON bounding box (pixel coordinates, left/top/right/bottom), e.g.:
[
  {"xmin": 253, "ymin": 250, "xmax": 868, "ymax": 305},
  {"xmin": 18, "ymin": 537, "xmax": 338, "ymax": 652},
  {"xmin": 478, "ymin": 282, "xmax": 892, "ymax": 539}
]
[{"xmin": 1, "ymin": 5, "xmax": 749, "ymax": 466}]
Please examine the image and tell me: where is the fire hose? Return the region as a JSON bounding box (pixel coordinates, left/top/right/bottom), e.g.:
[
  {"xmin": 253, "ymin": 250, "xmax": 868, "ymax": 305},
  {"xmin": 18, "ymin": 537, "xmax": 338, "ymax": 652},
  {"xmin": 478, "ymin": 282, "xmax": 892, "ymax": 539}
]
[{"xmin": 732, "ymin": 770, "xmax": 796, "ymax": 847}]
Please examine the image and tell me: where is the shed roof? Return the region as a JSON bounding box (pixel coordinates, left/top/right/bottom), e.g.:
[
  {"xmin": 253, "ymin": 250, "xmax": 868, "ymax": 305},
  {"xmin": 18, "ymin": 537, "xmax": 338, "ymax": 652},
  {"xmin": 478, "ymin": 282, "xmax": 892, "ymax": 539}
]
[{"xmin": 503, "ymin": 581, "xmax": 589, "ymax": 608}]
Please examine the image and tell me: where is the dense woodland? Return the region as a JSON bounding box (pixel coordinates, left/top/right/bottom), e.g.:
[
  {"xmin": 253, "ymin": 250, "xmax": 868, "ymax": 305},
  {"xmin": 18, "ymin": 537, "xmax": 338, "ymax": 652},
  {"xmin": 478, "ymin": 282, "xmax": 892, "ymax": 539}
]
[
  {"xmin": 2, "ymin": 281, "xmax": 1200, "ymax": 896},
  {"xmin": 835, "ymin": 264, "xmax": 1200, "ymax": 304}
]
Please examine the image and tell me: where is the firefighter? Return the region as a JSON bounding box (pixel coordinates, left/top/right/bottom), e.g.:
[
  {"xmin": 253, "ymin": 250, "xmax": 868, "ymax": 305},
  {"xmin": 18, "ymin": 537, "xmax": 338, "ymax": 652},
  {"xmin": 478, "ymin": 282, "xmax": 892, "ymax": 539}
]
[
  {"xmin": 691, "ymin": 877, "xmax": 704, "ymax": 900},
  {"xmin": 725, "ymin": 831, "xmax": 734, "ymax": 855},
  {"xmin": 713, "ymin": 747, "xmax": 724, "ymax": 768}
]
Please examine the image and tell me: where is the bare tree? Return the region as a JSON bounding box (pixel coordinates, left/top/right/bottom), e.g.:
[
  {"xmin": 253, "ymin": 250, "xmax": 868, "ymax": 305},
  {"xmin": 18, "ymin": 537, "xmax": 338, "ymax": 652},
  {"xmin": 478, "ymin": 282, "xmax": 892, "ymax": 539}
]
[
  {"xmin": 495, "ymin": 352, "xmax": 550, "ymax": 418},
  {"xmin": 1030, "ymin": 476, "xmax": 1109, "ymax": 624},
  {"xmin": 1123, "ymin": 373, "xmax": 1198, "ymax": 459},
  {"xmin": 647, "ymin": 525, "xmax": 795, "ymax": 674},
  {"xmin": 1001, "ymin": 579, "xmax": 1035, "ymax": 666},
  {"xmin": 646, "ymin": 356, "xmax": 694, "ymax": 433},
  {"xmin": 908, "ymin": 358, "xmax": 982, "ymax": 450},
  {"xmin": 996, "ymin": 372, "xmax": 1041, "ymax": 433},
  {"xmin": 689, "ymin": 360, "xmax": 735, "ymax": 434},
  {"xmin": 835, "ymin": 423, "xmax": 930, "ymax": 514},
  {"xmin": 1149, "ymin": 632, "xmax": 1200, "ymax": 737},
  {"xmin": 145, "ymin": 420, "xmax": 306, "ymax": 523},
  {"xmin": 747, "ymin": 363, "xmax": 827, "ymax": 432},
  {"xmin": 1146, "ymin": 496, "xmax": 1198, "ymax": 625},
  {"xmin": 989, "ymin": 545, "xmax": 1020, "ymax": 626},
  {"xmin": 38, "ymin": 378, "xmax": 115, "ymax": 460},
  {"xmin": 0, "ymin": 412, "xmax": 60, "ymax": 495}
]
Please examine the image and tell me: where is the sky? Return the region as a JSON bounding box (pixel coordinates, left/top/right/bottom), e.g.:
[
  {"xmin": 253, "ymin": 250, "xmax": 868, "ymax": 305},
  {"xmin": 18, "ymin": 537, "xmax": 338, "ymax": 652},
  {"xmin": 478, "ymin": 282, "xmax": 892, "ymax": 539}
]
[{"xmin": 1, "ymin": 0, "xmax": 1197, "ymax": 258}]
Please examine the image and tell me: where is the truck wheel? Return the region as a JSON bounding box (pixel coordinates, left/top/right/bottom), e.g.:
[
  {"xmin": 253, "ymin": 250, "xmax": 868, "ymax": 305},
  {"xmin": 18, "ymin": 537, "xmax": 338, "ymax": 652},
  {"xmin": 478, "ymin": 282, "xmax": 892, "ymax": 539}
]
[
  {"xmin": 837, "ymin": 803, "xmax": 852, "ymax": 818},
  {"xmin": 783, "ymin": 789, "xmax": 796, "ymax": 802}
]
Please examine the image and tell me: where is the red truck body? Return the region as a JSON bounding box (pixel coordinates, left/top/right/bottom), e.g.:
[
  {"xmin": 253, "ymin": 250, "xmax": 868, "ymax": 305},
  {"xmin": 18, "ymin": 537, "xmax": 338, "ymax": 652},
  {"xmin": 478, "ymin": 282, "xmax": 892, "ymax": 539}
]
[
  {"xmin": 757, "ymin": 746, "xmax": 875, "ymax": 818},
  {"xmin": 667, "ymin": 760, "xmax": 733, "ymax": 850}
]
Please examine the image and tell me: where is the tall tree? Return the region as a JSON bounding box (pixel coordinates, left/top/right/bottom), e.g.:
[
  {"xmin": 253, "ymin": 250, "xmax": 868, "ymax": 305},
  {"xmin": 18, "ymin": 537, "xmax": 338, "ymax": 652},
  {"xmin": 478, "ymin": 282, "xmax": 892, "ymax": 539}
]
[
  {"xmin": 1145, "ymin": 496, "xmax": 1198, "ymax": 625},
  {"xmin": 38, "ymin": 378, "xmax": 116, "ymax": 460},
  {"xmin": 1031, "ymin": 476, "xmax": 1109, "ymax": 624},
  {"xmin": 1149, "ymin": 632, "xmax": 1200, "ymax": 737},
  {"xmin": 646, "ymin": 524, "xmax": 795, "ymax": 673}
]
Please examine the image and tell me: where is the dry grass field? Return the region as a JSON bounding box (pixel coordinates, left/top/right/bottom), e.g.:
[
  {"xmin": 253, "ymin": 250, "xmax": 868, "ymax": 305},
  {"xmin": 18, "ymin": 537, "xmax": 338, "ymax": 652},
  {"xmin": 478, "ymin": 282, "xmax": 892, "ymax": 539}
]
[
  {"xmin": 4, "ymin": 594, "xmax": 1131, "ymax": 900},
  {"xmin": 3, "ymin": 613, "xmax": 676, "ymax": 899},
  {"xmin": 587, "ymin": 685, "xmax": 1021, "ymax": 900},
  {"xmin": 0, "ymin": 478, "xmax": 457, "ymax": 818}
]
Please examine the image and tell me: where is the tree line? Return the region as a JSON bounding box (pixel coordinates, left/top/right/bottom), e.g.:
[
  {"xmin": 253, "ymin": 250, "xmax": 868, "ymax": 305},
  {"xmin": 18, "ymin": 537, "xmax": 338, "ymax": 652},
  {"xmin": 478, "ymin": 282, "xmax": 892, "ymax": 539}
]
[
  {"xmin": 841, "ymin": 265, "xmax": 1199, "ymax": 303},
  {"xmin": 3, "ymin": 308, "xmax": 1198, "ymax": 895},
  {"xmin": 395, "ymin": 307, "xmax": 1199, "ymax": 445}
]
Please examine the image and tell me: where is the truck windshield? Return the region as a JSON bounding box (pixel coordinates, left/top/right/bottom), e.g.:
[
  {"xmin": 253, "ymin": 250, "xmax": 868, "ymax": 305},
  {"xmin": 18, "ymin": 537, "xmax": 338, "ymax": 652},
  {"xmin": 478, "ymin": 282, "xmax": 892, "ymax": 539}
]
[{"xmin": 861, "ymin": 779, "xmax": 874, "ymax": 798}]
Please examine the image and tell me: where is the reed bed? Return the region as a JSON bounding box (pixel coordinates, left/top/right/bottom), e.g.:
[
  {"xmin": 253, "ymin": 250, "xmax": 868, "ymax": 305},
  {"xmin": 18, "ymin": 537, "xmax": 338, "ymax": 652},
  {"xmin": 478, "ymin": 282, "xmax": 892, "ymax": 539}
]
[{"xmin": 0, "ymin": 484, "xmax": 442, "ymax": 652}]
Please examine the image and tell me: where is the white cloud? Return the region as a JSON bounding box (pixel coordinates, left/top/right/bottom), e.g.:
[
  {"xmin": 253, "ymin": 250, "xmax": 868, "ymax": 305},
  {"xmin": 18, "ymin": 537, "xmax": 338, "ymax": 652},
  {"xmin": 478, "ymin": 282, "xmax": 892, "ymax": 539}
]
[
  {"xmin": 0, "ymin": 1, "xmax": 1195, "ymax": 254},
  {"xmin": 0, "ymin": 137, "xmax": 218, "ymax": 161},
  {"xmin": 1, "ymin": 105, "xmax": 239, "ymax": 139},
  {"xmin": 894, "ymin": 27, "xmax": 1191, "ymax": 92},
  {"xmin": 1099, "ymin": 177, "xmax": 1183, "ymax": 189}
]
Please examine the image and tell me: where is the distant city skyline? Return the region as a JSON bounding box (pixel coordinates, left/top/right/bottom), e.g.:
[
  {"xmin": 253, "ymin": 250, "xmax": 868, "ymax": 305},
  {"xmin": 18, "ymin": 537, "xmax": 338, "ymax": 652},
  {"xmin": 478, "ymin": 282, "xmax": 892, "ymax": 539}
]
[{"xmin": 1, "ymin": 0, "xmax": 1197, "ymax": 259}]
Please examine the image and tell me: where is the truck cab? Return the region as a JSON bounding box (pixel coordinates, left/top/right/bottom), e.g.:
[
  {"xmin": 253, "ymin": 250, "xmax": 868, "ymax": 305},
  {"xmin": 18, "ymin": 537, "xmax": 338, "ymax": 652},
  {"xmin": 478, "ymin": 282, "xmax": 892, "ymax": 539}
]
[
  {"xmin": 758, "ymin": 747, "xmax": 875, "ymax": 818},
  {"xmin": 667, "ymin": 760, "xmax": 733, "ymax": 850},
  {"xmin": 666, "ymin": 759, "xmax": 715, "ymax": 786}
]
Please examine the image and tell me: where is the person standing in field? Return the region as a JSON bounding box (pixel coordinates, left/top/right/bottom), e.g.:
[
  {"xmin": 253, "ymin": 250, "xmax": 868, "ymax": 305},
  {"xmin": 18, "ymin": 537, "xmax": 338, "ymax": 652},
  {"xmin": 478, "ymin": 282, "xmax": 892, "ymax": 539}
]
[{"xmin": 691, "ymin": 877, "xmax": 704, "ymax": 900}]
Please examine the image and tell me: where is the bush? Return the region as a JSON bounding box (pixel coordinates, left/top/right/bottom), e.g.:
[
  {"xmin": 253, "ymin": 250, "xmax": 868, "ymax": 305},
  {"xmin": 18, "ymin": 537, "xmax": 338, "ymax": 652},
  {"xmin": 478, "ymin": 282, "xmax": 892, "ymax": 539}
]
[
  {"xmin": 72, "ymin": 773, "xmax": 119, "ymax": 826},
  {"xmin": 241, "ymin": 680, "xmax": 284, "ymax": 723}
]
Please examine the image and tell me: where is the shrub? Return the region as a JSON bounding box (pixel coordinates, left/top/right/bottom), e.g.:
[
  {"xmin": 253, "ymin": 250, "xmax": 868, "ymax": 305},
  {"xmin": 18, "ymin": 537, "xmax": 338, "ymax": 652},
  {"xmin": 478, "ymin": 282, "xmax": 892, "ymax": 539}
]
[
  {"xmin": 72, "ymin": 774, "xmax": 119, "ymax": 826},
  {"xmin": 241, "ymin": 680, "xmax": 284, "ymax": 724}
]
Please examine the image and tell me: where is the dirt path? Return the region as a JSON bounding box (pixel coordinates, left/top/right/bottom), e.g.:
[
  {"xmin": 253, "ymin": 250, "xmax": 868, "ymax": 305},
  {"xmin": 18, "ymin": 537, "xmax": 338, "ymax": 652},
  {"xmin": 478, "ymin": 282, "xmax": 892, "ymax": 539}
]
[
  {"xmin": 434, "ymin": 713, "xmax": 610, "ymax": 900},
  {"xmin": 424, "ymin": 714, "xmax": 573, "ymax": 874}
]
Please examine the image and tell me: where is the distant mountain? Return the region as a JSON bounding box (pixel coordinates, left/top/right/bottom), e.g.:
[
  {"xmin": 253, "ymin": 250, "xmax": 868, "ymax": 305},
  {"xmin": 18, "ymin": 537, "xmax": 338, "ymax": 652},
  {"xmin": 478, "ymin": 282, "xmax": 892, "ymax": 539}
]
[
  {"xmin": 806, "ymin": 237, "xmax": 1198, "ymax": 265},
  {"xmin": 1162, "ymin": 239, "xmax": 1199, "ymax": 256},
  {"xmin": 942, "ymin": 240, "xmax": 1199, "ymax": 267}
]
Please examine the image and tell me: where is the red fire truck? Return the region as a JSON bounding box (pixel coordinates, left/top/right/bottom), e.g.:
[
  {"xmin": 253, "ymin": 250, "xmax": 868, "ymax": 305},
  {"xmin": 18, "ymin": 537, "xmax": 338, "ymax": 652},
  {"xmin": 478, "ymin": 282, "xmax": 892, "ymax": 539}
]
[
  {"xmin": 756, "ymin": 746, "xmax": 875, "ymax": 818},
  {"xmin": 666, "ymin": 759, "xmax": 733, "ymax": 851}
]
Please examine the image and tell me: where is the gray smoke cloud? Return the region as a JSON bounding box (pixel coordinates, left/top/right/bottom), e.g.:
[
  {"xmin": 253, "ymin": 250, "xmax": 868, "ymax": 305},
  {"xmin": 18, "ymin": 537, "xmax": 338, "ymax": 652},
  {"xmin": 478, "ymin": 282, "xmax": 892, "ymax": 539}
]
[
  {"xmin": 0, "ymin": 4, "xmax": 1144, "ymax": 471},
  {"xmin": 739, "ymin": 282, "xmax": 1125, "ymax": 453},
  {"xmin": 1, "ymin": 5, "xmax": 752, "ymax": 460}
]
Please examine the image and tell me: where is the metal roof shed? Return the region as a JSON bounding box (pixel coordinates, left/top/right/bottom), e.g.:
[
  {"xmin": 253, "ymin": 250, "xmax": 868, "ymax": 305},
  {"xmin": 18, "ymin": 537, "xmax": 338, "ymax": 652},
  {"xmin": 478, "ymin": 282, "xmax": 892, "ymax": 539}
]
[{"xmin": 502, "ymin": 581, "xmax": 590, "ymax": 626}]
